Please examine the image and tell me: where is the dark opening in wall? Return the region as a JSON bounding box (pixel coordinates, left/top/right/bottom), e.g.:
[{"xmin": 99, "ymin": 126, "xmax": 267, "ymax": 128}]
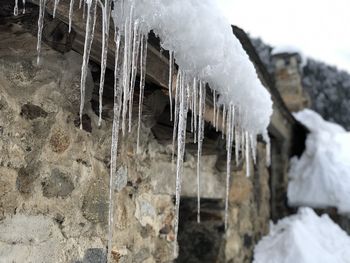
[{"xmin": 176, "ymin": 197, "xmax": 225, "ymax": 263}]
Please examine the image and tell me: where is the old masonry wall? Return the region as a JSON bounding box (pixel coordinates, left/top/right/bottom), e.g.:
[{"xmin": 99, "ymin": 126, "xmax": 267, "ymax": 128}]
[{"xmin": 0, "ymin": 22, "xmax": 271, "ymax": 263}]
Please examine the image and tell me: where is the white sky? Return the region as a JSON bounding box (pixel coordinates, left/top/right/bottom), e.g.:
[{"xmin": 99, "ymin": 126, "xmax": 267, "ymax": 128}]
[{"xmin": 217, "ymin": 0, "xmax": 350, "ymax": 72}]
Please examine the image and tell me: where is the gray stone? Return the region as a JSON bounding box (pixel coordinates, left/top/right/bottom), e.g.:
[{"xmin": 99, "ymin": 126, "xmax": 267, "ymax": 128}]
[
  {"xmin": 82, "ymin": 177, "xmax": 109, "ymax": 225},
  {"xmin": 115, "ymin": 166, "xmax": 128, "ymax": 192},
  {"xmin": 16, "ymin": 163, "xmax": 40, "ymax": 194},
  {"xmin": 82, "ymin": 248, "xmax": 106, "ymax": 263},
  {"xmin": 42, "ymin": 168, "xmax": 74, "ymax": 198}
]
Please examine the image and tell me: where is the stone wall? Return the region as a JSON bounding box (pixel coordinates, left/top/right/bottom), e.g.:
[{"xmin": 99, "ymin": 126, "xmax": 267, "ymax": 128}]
[{"xmin": 0, "ymin": 22, "xmax": 272, "ymax": 262}]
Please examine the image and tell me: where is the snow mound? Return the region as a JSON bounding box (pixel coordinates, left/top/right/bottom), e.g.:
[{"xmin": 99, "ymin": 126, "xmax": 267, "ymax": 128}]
[
  {"xmin": 288, "ymin": 109, "xmax": 350, "ymax": 214},
  {"xmin": 254, "ymin": 207, "xmax": 350, "ymax": 263}
]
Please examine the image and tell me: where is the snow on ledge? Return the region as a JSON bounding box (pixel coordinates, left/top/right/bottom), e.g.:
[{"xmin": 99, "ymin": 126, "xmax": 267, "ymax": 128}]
[
  {"xmin": 272, "ymin": 45, "xmax": 307, "ymax": 68},
  {"xmin": 288, "ymin": 109, "xmax": 350, "ymax": 214},
  {"xmin": 113, "ymin": 0, "xmax": 273, "ymax": 135},
  {"xmin": 254, "ymin": 207, "xmax": 350, "ymax": 263}
]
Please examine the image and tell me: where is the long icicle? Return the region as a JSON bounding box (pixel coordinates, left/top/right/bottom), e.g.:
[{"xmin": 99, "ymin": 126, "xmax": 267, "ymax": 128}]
[
  {"xmin": 98, "ymin": 0, "xmax": 112, "ymax": 126},
  {"xmin": 193, "ymin": 78, "xmax": 198, "ymax": 143},
  {"xmin": 224, "ymin": 104, "xmax": 234, "ymax": 229},
  {"xmin": 171, "ymin": 70, "xmax": 181, "ymax": 166},
  {"xmin": 36, "ymin": 0, "xmax": 46, "ymax": 65},
  {"xmin": 106, "ymin": 29, "xmax": 122, "ymax": 263},
  {"xmin": 137, "ymin": 34, "xmax": 148, "ymax": 153},
  {"xmin": 222, "ymin": 104, "xmax": 226, "ymax": 139},
  {"xmin": 196, "ymin": 80, "xmax": 205, "ymax": 224},
  {"xmin": 128, "ymin": 20, "xmax": 141, "ymax": 132},
  {"xmin": 22, "ymin": 0, "xmax": 26, "ymax": 14},
  {"xmin": 245, "ymin": 131, "xmax": 250, "ymax": 177},
  {"xmin": 173, "ymin": 71, "xmax": 188, "ymax": 257},
  {"xmin": 168, "ymin": 51, "xmax": 174, "ymax": 121},
  {"xmin": 53, "ymin": 0, "xmax": 60, "ymax": 18},
  {"xmin": 68, "ymin": 0, "xmax": 75, "ymax": 33},
  {"xmin": 213, "ymin": 90, "xmax": 216, "ymax": 126},
  {"xmin": 14, "ymin": 0, "xmax": 19, "ymax": 15},
  {"xmin": 121, "ymin": 5, "xmax": 134, "ymax": 135},
  {"xmin": 79, "ymin": 0, "xmax": 97, "ymax": 129}
]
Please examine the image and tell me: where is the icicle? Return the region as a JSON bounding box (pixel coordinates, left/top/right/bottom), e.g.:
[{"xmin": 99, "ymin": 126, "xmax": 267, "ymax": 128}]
[
  {"xmin": 245, "ymin": 131, "xmax": 250, "ymax": 177},
  {"xmin": 128, "ymin": 20, "xmax": 141, "ymax": 132},
  {"xmin": 36, "ymin": 0, "xmax": 46, "ymax": 65},
  {"xmin": 224, "ymin": 104, "xmax": 234, "ymax": 230},
  {"xmin": 235, "ymin": 129, "xmax": 240, "ymax": 165},
  {"xmin": 215, "ymin": 104, "xmax": 220, "ymax": 132},
  {"xmin": 173, "ymin": 71, "xmax": 188, "ymax": 258},
  {"xmin": 263, "ymin": 132, "xmax": 271, "ymax": 166},
  {"xmin": 121, "ymin": 5, "xmax": 134, "ymax": 136},
  {"xmin": 213, "ymin": 90, "xmax": 216, "ymax": 126},
  {"xmin": 222, "ymin": 104, "xmax": 226, "ymax": 139},
  {"xmin": 196, "ymin": 81, "xmax": 205, "ymax": 224},
  {"xmin": 22, "ymin": 0, "xmax": 26, "ymax": 14},
  {"xmin": 193, "ymin": 78, "xmax": 198, "ymax": 143},
  {"xmin": 53, "ymin": 0, "xmax": 60, "ymax": 18},
  {"xmin": 249, "ymin": 133, "xmax": 257, "ymax": 165},
  {"xmin": 79, "ymin": 0, "xmax": 97, "ymax": 129},
  {"xmin": 68, "ymin": 0, "xmax": 75, "ymax": 33},
  {"xmin": 107, "ymin": 29, "xmax": 122, "ymax": 263},
  {"xmin": 168, "ymin": 51, "xmax": 174, "ymax": 121},
  {"xmin": 79, "ymin": 0, "xmax": 83, "ymax": 8},
  {"xmin": 137, "ymin": 35, "xmax": 148, "ymax": 153},
  {"xmin": 98, "ymin": 0, "xmax": 112, "ymax": 127},
  {"xmin": 171, "ymin": 70, "xmax": 181, "ymax": 166},
  {"xmin": 14, "ymin": 0, "xmax": 19, "ymax": 16}
]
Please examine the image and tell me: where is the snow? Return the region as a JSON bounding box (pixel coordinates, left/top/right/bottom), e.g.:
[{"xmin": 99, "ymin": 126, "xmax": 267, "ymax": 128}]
[
  {"xmin": 271, "ymin": 45, "xmax": 307, "ymax": 68},
  {"xmin": 112, "ymin": 0, "xmax": 273, "ymax": 135},
  {"xmin": 288, "ymin": 109, "xmax": 350, "ymax": 214},
  {"xmin": 254, "ymin": 207, "xmax": 350, "ymax": 263}
]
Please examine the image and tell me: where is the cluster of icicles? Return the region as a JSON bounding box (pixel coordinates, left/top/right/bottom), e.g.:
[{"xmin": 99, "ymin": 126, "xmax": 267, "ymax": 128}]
[{"xmin": 14, "ymin": 0, "xmax": 270, "ymax": 261}]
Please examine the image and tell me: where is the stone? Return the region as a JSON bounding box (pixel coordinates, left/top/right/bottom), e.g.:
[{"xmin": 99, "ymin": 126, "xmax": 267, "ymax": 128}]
[
  {"xmin": 82, "ymin": 248, "xmax": 106, "ymax": 263},
  {"xmin": 42, "ymin": 168, "xmax": 74, "ymax": 198},
  {"xmin": 49, "ymin": 128, "xmax": 70, "ymax": 153},
  {"xmin": 82, "ymin": 177, "xmax": 109, "ymax": 225},
  {"xmin": 20, "ymin": 103, "xmax": 48, "ymax": 120},
  {"xmin": 115, "ymin": 166, "xmax": 128, "ymax": 192},
  {"xmin": 16, "ymin": 163, "xmax": 40, "ymax": 194}
]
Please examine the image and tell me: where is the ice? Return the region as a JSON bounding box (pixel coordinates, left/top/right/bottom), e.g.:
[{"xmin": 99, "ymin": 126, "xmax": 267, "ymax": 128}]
[
  {"xmin": 168, "ymin": 51, "xmax": 174, "ymax": 121},
  {"xmin": 98, "ymin": 0, "xmax": 112, "ymax": 126},
  {"xmin": 36, "ymin": 0, "xmax": 47, "ymax": 65},
  {"xmin": 68, "ymin": 0, "xmax": 74, "ymax": 33},
  {"xmin": 254, "ymin": 207, "xmax": 350, "ymax": 263},
  {"xmin": 53, "ymin": 0, "xmax": 60, "ymax": 18},
  {"xmin": 173, "ymin": 70, "xmax": 189, "ymax": 257},
  {"xmin": 14, "ymin": 0, "xmax": 18, "ymax": 16},
  {"xmin": 213, "ymin": 90, "xmax": 216, "ymax": 126},
  {"xmin": 79, "ymin": 0, "xmax": 97, "ymax": 129},
  {"xmin": 22, "ymin": 0, "xmax": 26, "ymax": 14},
  {"xmin": 196, "ymin": 80, "xmax": 205, "ymax": 223},
  {"xmin": 106, "ymin": 28, "xmax": 122, "ymax": 263},
  {"xmin": 128, "ymin": 20, "xmax": 141, "ymax": 132},
  {"xmin": 224, "ymin": 104, "xmax": 234, "ymax": 229},
  {"xmin": 137, "ymin": 34, "xmax": 147, "ymax": 152},
  {"xmin": 171, "ymin": 70, "xmax": 181, "ymax": 166},
  {"xmin": 245, "ymin": 131, "xmax": 250, "ymax": 177},
  {"xmin": 288, "ymin": 109, "xmax": 350, "ymax": 215}
]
